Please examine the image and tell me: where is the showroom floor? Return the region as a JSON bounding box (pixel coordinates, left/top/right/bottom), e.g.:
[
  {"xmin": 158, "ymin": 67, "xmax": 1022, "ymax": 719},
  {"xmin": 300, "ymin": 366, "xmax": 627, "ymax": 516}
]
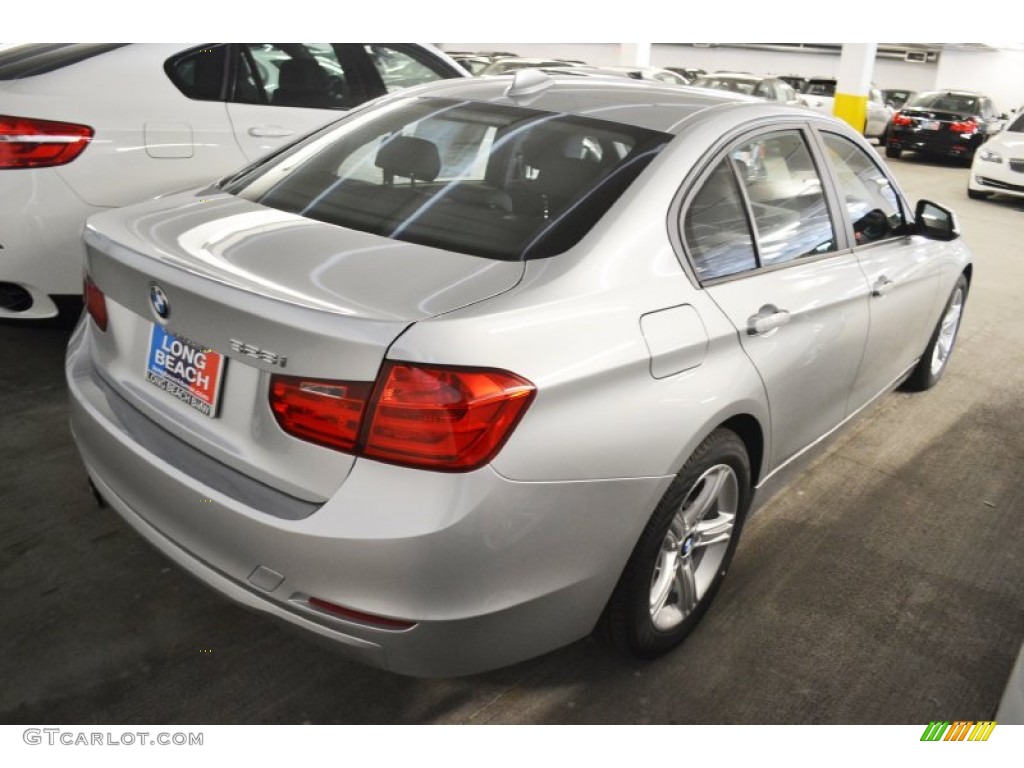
[{"xmin": 1, "ymin": 150, "xmax": 1022, "ymax": 725}]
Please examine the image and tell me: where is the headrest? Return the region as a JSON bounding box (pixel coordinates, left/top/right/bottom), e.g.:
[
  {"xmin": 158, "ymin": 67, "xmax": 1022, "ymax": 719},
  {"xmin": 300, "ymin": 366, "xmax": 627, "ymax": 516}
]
[
  {"xmin": 374, "ymin": 135, "xmax": 441, "ymax": 182},
  {"xmin": 278, "ymin": 58, "xmax": 327, "ymax": 90}
]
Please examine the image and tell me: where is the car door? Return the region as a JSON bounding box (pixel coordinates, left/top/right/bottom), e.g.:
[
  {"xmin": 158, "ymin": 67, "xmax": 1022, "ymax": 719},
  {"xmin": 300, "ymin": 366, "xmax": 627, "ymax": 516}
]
[
  {"xmin": 817, "ymin": 130, "xmax": 942, "ymax": 409},
  {"xmin": 680, "ymin": 126, "xmax": 871, "ymax": 469}
]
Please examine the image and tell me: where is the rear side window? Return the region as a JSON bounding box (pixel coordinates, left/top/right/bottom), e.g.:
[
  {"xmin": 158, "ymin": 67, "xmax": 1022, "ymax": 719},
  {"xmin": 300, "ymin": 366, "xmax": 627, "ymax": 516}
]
[
  {"xmin": 232, "ymin": 44, "xmax": 355, "ymax": 110},
  {"xmin": 684, "ymin": 160, "xmax": 758, "ymax": 280},
  {"xmin": 683, "ymin": 129, "xmax": 836, "ymax": 280},
  {"xmin": 223, "ymin": 97, "xmax": 669, "ymax": 261},
  {"xmin": 0, "ymin": 44, "xmax": 126, "ymax": 80},
  {"xmin": 166, "ymin": 45, "xmax": 228, "ymax": 101},
  {"xmin": 364, "ymin": 45, "xmax": 454, "ymax": 93}
]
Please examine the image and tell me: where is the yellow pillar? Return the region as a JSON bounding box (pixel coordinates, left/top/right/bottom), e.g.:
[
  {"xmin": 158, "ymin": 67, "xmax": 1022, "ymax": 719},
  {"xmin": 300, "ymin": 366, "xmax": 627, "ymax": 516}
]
[{"xmin": 834, "ymin": 44, "xmax": 877, "ymax": 134}]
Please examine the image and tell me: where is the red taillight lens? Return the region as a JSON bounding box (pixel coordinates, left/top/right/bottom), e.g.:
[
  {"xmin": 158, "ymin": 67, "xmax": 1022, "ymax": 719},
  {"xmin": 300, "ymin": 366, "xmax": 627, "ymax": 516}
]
[
  {"xmin": 949, "ymin": 118, "xmax": 978, "ymax": 133},
  {"xmin": 269, "ymin": 376, "xmax": 372, "ymax": 452},
  {"xmin": 892, "ymin": 112, "xmax": 913, "ymax": 126},
  {"xmin": 84, "ymin": 275, "xmax": 108, "ymax": 332},
  {"xmin": 363, "ymin": 363, "xmax": 535, "ymax": 471},
  {"xmin": 0, "ymin": 115, "xmax": 93, "ymax": 169},
  {"xmin": 268, "ymin": 363, "xmax": 535, "ymax": 471}
]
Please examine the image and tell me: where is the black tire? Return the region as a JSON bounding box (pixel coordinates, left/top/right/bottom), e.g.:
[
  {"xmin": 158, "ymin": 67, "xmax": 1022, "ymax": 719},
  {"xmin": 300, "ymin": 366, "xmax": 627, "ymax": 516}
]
[
  {"xmin": 967, "ymin": 188, "xmax": 991, "ymax": 200},
  {"xmin": 902, "ymin": 275, "xmax": 968, "ymax": 392},
  {"xmin": 599, "ymin": 428, "xmax": 752, "ymax": 658},
  {"xmin": 885, "ymin": 146, "xmax": 901, "ymax": 159}
]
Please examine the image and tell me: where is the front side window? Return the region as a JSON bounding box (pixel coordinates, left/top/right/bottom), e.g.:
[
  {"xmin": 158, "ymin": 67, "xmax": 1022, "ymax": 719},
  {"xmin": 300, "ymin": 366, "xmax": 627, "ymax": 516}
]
[
  {"xmin": 222, "ymin": 97, "xmax": 669, "ymax": 261},
  {"xmin": 822, "ymin": 133, "xmax": 906, "ymax": 246}
]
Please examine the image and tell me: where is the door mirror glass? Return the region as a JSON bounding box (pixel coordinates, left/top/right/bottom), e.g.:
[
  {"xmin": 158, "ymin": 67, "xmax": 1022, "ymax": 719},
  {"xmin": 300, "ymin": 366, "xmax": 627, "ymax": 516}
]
[{"xmin": 915, "ymin": 200, "xmax": 959, "ymax": 241}]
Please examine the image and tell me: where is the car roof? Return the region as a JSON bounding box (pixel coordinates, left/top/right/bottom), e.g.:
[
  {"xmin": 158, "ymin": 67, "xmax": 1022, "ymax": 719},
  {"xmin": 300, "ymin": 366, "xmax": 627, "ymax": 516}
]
[{"xmin": 400, "ymin": 72, "xmax": 801, "ymax": 135}]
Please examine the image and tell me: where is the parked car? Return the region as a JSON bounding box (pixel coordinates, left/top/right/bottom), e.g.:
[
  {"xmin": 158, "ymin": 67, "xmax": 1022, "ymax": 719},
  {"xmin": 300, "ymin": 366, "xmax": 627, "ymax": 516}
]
[
  {"xmin": 598, "ymin": 66, "xmax": 688, "ymax": 85},
  {"xmin": 800, "ymin": 77, "xmax": 892, "ymax": 143},
  {"xmin": 0, "ymin": 43, "xmax": 467, "ymax": 320},
  {"xmin": 967, "ymin": 110, "xmax": 1024, "ymax": 200},
  {"xmin": 886, "ymin": 90, "xmax": 1007, "ymax": 162},
  {"xmin": 665, "ymin": 66, "xmax": 706, "ymax": 83},
  {"xmin": 691, "ymin": 72, "xmax": 802, "ymax": 105},
  {"xmin": 777, "ymin": 74, "xmax": 809, "ymax": 93},
  {"xmin": 881, "ymin": 88, "xmax": 916, "ymax": 109},
  {"xmin": 68, "ymin": 71, "xmax": 972, "ymax": 676},
  {"xmin": 478, "ymin": 57, "xmax": 587, "ymax": 76},
  {"xmin": 446, "ymin": 50, "xmax": 519, "ymax": 76}
]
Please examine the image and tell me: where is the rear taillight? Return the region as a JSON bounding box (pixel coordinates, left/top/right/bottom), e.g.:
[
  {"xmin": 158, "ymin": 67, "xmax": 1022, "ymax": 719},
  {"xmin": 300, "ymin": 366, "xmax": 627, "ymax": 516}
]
[
  {"xmin": 363, "ymin": 363, "xmax": 536, "ymax": 471},
  {"xmin": 84, "ymin": 276, "xmax": 108, "ymax": 331},
  {"xmin": 0, "ymin": 115, "xmax": 93, "ymax": 169},
  {"xmin": 269, "ymin": 362, "xmax": 535, "ymax": 472},
  {"xmin": 892, "ymin": 112, "xmax": 913, "ymax": 126},
  {"xmin": 269, "ymin": 377, "xmax": 372, "ymax": 452},
  {"xmin": 949, "ymin": 117, "xmax": 978, "ymax": 134}
]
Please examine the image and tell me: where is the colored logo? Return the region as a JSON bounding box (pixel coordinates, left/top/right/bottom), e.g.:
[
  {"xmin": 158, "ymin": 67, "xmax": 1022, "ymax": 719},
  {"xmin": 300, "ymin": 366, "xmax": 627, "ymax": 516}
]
[
  {"xmin": 920, "ymin": 721, "xmax": 996, "ymax": 742},
  {"xmin": 150, "ymin": 284, "xmax": 170, "ymax": 320}
]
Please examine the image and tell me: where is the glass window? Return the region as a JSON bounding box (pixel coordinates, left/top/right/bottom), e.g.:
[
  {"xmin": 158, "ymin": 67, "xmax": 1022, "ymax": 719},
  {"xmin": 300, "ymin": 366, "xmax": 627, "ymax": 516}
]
[
  {"xmin": 222, "ymin": 97, "xmax": 669, "ymax": 262},
  {"xmin": 822, "ymin": 133, "xmax": 906, "ymax": 246},
  {"xmin": 365, "ymin": 44, "xmax": 448, "ymax": 94},
  {"xmin": 166, "ymin": 45, "xmax": 228, "ymax": 101},
  {"xmin": 732, "ymin": 131, "xmax": 836, "ymax": 266},
  {"xmin": 683, "ymin": 160, "xmax": 758, "ymax": 281},
  {"xmin": 237, "ymin": 44, "xmax": 352, "ymax": 110}
]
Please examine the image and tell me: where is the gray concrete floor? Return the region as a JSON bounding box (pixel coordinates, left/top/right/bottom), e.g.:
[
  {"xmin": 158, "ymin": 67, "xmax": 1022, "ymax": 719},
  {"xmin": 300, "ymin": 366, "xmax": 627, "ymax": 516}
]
[{"xmin": 1, "ymin": 150, "xmax": 1022, "ymax": 724}]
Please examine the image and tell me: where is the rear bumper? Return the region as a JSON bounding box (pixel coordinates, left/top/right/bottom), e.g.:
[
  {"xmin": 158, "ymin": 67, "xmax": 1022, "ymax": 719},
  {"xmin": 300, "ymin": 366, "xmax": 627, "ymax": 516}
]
[
  {"xmin": 66, "ymin": 322, "xmax": 670, "ymax": 676},
  {"xmin": 887, "ymin": 129, "xmax": 983, "ymax": 157},
  {"xmin": 0, "ymin": 168, "xmax": 106, "ymax": 318}
]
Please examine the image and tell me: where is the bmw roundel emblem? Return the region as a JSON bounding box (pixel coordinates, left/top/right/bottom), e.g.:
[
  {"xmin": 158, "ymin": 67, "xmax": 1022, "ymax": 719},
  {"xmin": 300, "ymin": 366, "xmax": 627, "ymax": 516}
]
[{"xmin": 149, "ymin": 284, "xmax": 170, "ymax": 320}]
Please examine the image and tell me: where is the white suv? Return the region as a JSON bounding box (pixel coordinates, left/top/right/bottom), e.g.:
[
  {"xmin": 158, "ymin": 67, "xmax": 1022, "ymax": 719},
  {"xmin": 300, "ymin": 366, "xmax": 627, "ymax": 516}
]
[{"xmin": 0, "ymin": 43, "xmax": 465, "ymax": 320}]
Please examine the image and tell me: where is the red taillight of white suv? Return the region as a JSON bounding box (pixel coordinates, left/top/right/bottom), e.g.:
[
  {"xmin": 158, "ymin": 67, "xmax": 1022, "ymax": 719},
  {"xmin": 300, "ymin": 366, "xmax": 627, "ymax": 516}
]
[
  {"xmin": 0, "ymin": 115, "xmax": 93, "ymax": 169},
  {"xmin": 270, "ymin": 363, "xmax": 536, "ymax": 471}
]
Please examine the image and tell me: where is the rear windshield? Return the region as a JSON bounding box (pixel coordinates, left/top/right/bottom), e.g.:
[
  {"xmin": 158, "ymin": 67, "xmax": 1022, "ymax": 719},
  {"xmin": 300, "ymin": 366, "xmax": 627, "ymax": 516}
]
[
  {"xmin": 907, "ymin": 92, "xmax": 979, "ymax": 114},
  {"xmin": 0, "ymin": 44, "xmax": 126, "ymax": 79},
  {"xmin": 222, "ymin": 97, "xmax": 670, "ymax": 261}
]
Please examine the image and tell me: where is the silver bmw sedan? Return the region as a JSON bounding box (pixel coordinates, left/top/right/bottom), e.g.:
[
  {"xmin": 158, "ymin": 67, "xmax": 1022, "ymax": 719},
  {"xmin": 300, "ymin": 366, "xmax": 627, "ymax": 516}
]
[{"xmin": 67, "ymin": 71, "xmax": 972, "ymax": 676}]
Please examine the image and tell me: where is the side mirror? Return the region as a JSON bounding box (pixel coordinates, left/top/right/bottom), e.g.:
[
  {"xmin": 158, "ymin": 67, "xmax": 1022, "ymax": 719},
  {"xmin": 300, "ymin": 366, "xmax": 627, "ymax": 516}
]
[
  {"xmin": 1000, "ymin": 112, "xmax": 1009, "ymax": 121},
  {"xmin": 914, "ymin": 199, "xmax": 960, "ymax": 241}
]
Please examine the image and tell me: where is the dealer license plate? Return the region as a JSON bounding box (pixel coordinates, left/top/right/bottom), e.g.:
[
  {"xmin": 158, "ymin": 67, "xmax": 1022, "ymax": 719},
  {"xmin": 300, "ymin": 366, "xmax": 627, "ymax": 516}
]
[
  {"xmin": 922, "ymin": 120, "xmax": 940, "ymax": 130},
  {"xmin": 144, "ymin": 325, "xmax": 225, "ymax": 418}
]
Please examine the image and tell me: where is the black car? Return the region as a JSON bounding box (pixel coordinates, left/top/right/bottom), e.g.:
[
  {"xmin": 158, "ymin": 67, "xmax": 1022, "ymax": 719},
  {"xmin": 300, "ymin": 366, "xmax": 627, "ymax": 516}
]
[{"xmin": 886, "ymin": 90, "xmax": 1007, "ymax": 162}]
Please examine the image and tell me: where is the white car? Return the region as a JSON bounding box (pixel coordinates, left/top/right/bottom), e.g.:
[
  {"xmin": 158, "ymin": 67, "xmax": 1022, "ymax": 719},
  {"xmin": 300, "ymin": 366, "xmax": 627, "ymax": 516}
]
[
  {"xmin": 968, "ymin": 111, "xmax": 1024, "ymax": 201},
  {"xmin": 0, "ymin": 43, "xmax": 466, "ymax": 320},
  {"xmin": 800, "ymin": 78, "xmax": 892, "ymax": 143}
]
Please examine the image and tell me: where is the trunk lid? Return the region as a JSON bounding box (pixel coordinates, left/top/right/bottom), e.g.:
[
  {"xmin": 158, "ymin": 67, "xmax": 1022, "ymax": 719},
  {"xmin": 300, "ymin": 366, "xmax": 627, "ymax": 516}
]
[{"xmin": 83, "ymin": 190, "xmax": 524, "ymax": 501}]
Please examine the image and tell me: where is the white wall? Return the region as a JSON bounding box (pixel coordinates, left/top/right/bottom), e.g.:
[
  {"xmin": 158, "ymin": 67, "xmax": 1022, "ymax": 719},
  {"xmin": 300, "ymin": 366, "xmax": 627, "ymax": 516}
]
[{"xmin": 935, "ymin": 50, "xmax": 1024, "ymax": 114}]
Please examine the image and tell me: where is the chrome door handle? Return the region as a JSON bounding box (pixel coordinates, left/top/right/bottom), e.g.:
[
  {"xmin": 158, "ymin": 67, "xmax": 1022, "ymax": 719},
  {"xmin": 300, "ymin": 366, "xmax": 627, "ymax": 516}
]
[
  {"xmin": 247, "ymin": 126, "xmax": 296, "ymax": 138},
  {"xmin": 747, "ymin": 304, "xmax": 791, "ymax": 336},
  {"xmin": 872, "ymin": 275, "xmax": 895, "ymax": 297}
]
